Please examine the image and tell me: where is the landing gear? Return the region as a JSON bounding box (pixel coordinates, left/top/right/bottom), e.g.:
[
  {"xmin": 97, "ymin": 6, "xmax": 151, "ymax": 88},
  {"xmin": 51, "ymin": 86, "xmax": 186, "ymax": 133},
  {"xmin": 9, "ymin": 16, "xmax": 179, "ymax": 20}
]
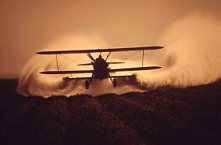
[
  {"xmin": 109, "ymin": 76, "xmax": 117, "ymax": 88},
  {"xmin": 113, "ymin": 79, "xmax": 117, "ymax": 87},
  {"xmin": 85, "ymin": 80, "xmax": 90, "ymax": 89}
]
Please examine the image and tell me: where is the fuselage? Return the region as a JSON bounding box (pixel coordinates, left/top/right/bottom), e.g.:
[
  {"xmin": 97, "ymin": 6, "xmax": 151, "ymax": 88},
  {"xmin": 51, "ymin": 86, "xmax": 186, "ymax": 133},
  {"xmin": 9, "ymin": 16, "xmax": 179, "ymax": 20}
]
[{"xmin": 92, "ymin": 57, "xmax": 109, "ymax": 79}]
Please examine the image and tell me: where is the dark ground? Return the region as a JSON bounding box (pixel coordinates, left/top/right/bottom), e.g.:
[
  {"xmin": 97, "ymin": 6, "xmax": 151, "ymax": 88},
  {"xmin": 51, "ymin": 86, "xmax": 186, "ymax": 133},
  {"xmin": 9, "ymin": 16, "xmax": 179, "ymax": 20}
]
[{"xmin": 0, "ymin": 79, "xmax": 221, "ymax": 145}]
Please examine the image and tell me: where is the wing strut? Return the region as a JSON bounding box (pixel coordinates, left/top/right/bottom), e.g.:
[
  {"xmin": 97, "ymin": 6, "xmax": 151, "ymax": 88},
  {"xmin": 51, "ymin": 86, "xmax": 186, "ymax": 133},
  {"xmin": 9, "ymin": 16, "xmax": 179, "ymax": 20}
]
[
  {"xmin": 106, "ymin": 51, "xmax": 111, "ymax": 60},
  {"xmin": 55, "ymin": 54, "xmax": 60, "ymax": 71},
  {"xmin": 142, "ymin": 49, "xmax": 145, "ymax": 67}
]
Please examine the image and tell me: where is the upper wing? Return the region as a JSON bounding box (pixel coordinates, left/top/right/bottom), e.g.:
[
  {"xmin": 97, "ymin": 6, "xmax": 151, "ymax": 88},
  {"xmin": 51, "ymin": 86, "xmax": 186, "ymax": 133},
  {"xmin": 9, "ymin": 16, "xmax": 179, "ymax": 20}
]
[
  {"xmin": 40, "ymin": 70, "xmax": 93, "ymax": 74},
  {"xmin": 36, "ymin": 46, "xmax": 163, "ymax": 55},
  {"xmin": 109, "ymin": 66, "xmax": 162, "ymax": 72}
]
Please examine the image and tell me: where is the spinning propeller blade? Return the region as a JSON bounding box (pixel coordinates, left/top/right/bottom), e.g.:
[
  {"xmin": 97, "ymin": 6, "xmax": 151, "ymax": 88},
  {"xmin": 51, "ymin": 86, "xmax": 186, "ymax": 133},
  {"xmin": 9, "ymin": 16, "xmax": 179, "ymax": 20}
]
[{"xmin": 87, "ymin": 53, "xmax": 95, "ymax": 62}]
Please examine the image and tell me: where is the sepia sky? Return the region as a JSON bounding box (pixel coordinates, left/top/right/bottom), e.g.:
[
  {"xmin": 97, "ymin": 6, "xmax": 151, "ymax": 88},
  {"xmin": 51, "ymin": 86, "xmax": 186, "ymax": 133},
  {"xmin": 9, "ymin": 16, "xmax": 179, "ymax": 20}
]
[{"xmin": 0, "ymin": 0, "xmax": 221, "ymax": 78}]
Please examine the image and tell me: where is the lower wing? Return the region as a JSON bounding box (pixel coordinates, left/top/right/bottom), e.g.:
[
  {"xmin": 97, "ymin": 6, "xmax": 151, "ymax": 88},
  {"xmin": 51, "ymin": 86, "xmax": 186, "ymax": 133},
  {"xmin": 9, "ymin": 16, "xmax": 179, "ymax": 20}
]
[
  {"xmin": 63, "ymin": 76, "xmax": 92, "ymax": 80},
  {"xmin": 40, "ymin": 66, "xmax": 161, "ymax": 74},
  {"xmin": 111, "ymin": 75, "xmax": 135, "ymax": 78},
  {"xmin": 63, "ymin": 75, "xmax": 134, "ymax": 80},
  {"xmin": 109, "ymin": 66, "xmax": 161, "ymax": 72}
]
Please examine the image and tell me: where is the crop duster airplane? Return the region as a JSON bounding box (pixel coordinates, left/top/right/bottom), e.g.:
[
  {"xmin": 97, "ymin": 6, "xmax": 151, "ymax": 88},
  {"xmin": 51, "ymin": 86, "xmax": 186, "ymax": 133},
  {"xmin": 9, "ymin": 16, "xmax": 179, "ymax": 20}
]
[{"xmin": 37, "ymin": 46, "xmax": 163, "ymax": 89}]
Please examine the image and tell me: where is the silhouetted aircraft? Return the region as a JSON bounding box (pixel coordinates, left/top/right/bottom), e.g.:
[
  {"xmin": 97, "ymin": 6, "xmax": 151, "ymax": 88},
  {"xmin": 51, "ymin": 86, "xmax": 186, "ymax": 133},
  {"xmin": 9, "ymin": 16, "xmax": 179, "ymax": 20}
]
[{"xmin": 37, "ymin": 46, "xmax": 163, "ymax": 89}]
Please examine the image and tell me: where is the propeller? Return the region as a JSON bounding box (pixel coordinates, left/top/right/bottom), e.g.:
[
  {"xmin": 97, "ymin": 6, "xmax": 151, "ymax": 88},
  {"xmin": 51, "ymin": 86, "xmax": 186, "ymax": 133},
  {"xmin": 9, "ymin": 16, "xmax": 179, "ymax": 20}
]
[{"xmin": 87, "ymin": 53, "xmax": 95, "ymax": 62}]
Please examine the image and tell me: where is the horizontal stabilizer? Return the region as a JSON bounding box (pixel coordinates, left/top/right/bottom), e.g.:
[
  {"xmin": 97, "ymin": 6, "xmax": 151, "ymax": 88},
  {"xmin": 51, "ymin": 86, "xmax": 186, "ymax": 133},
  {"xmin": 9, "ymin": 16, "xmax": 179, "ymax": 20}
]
[
  {"xmin": 77, "ymin": 63, "xmax": 93, "ymax": 66},
  {"xmin": 108, "ymin": 62, "xmax": 125, "ymax": 64},
  {"xmin": 40, "ymin": 70, "xmax": 93, "ymax": 74},
  {"xmin": 78, "ymin": 61, "xmax": 125, "ymax": 66}
]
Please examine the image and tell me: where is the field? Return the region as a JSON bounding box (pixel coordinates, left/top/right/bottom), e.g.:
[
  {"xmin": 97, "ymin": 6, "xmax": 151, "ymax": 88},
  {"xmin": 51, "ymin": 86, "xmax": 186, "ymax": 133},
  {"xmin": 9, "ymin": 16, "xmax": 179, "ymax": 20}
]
[{"xmin": 0, "ymin": 79, "xmax": 221, "ymax": 145}]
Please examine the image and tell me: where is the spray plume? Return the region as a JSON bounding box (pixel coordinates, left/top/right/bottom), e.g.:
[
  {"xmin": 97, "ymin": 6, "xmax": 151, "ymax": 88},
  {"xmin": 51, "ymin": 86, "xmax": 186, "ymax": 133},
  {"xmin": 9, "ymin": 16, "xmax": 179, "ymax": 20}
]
[
  {"xmin": 17, "ymin": 13, "xmax": 221, "ymax": 97},
  {"xmin": 137, "ymin": 13, "xmax": 221, "ymax": 88}
]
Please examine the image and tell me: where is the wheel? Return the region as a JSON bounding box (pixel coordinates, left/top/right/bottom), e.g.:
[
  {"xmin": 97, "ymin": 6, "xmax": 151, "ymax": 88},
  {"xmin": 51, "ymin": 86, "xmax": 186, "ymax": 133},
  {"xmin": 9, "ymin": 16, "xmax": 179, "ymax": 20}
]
[
  {"xmin": 113, "ymin": 79, "xmax": 117, "ymax": 87},
  {"xmin": 85, "ymin": 80, "xmax": 90, "ymax": 89}
]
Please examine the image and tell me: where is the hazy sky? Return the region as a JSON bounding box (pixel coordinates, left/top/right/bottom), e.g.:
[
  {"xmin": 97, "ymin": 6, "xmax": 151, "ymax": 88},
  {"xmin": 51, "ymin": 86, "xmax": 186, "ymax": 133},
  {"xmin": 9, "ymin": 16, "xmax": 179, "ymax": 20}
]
[{"xmin": 0, "ymin": 0, "xmax": 221, "ymax": 78}]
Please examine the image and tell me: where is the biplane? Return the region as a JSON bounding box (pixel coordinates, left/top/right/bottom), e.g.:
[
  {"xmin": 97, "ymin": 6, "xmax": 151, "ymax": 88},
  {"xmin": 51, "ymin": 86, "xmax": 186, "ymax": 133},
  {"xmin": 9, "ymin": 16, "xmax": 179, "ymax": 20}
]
[{"xmin": 37, "ymin": 46, "xmax": 163, "ymax": 89}]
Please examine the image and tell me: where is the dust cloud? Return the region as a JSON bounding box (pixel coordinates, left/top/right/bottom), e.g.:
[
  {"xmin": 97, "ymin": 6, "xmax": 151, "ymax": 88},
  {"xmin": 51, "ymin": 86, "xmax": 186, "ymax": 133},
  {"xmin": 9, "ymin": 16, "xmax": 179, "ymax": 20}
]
[
  {"xmin": 17, "ymin": 12, "xmax": 221, "ymax": 97},
  {"xmin": 136, "ymin": 13, "xmax": 221, "ymax": 88}
]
